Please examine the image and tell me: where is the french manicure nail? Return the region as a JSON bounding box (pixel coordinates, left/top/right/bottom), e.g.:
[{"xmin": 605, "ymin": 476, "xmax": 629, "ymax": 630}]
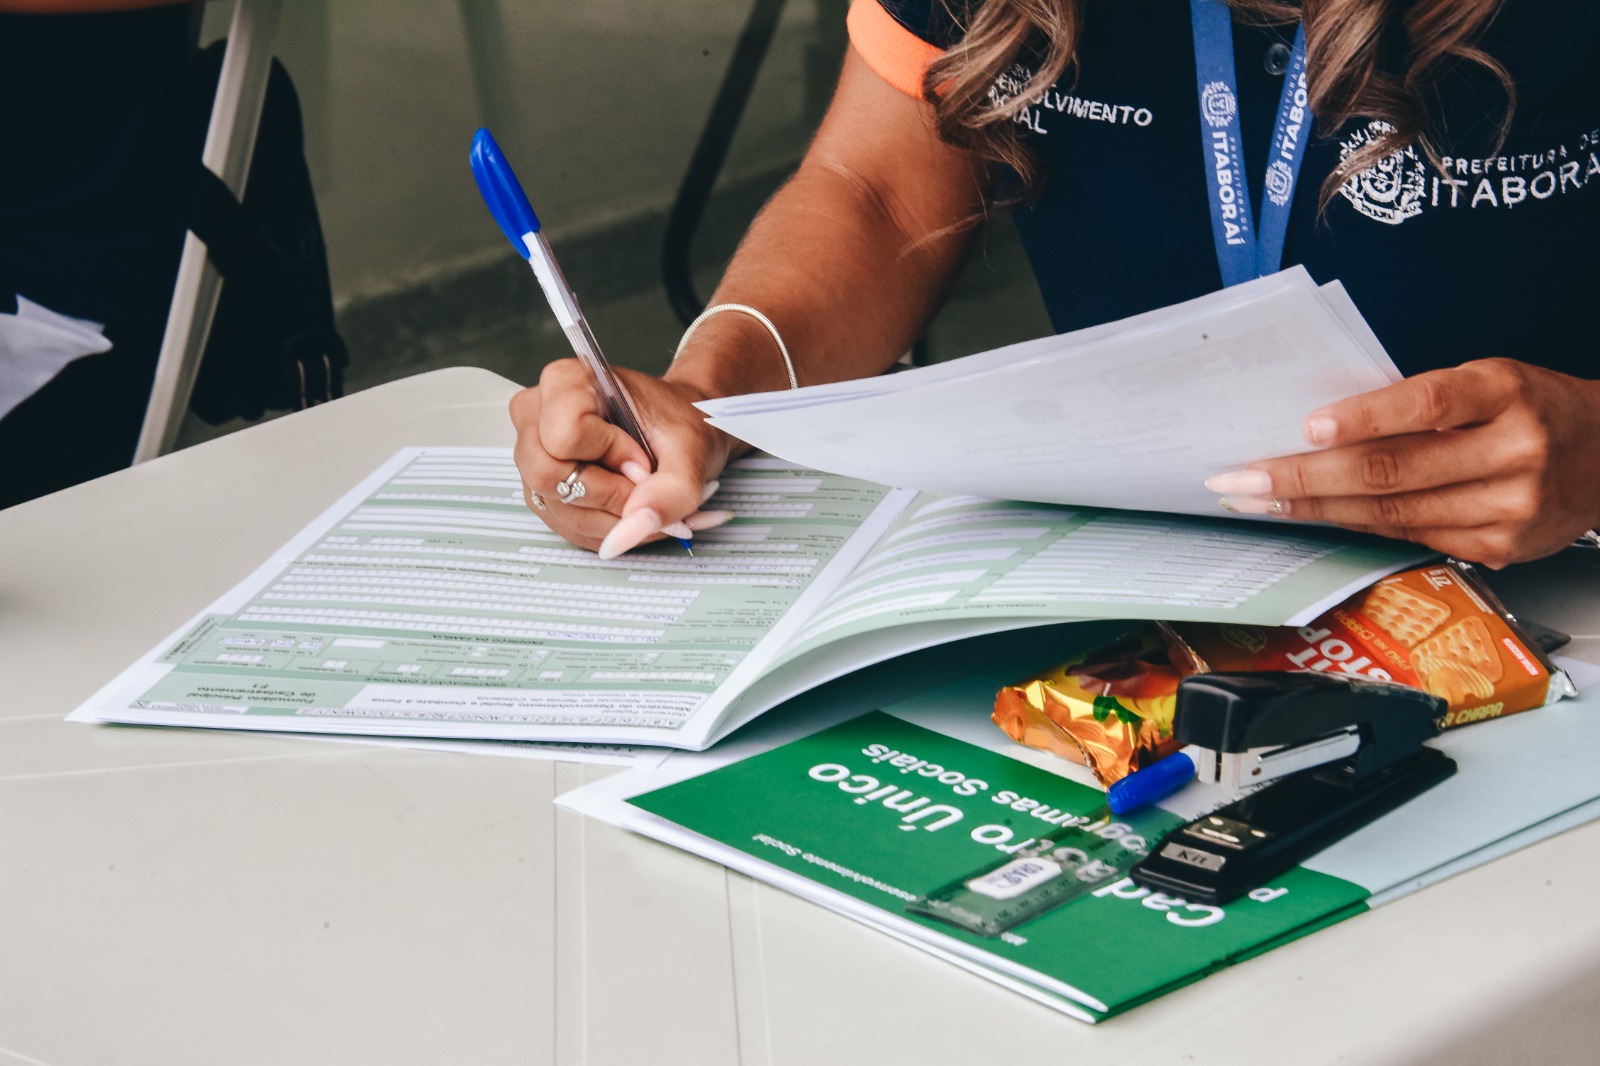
[
  {"xmin": 1204, "ymin": 470, "xmax": 1273, "ymax": 495},
  {"xmin": 660, "ymin": 520, "xmax": 694, "ymax": 539},
  {"xmin": 597, "ymin": 508, "xmax": 661, "ymax": 560},
  {"xmin": 698, "ymin": 480, "xmax": 722, "ymax": 505},
  {"xmin": 1218, "ymin": 495, "xmax": 1289, "ymax": 517},
  {"xmin": 684, "ymin": 509, "xmax": 734, "ymax": 532},
  {"xmin": 621, "ymin": 461, "xmax": 650, "ymax": 484},
  {"xmin": 1305, "ymin": 415, "xmax": 1338, "ymax": 446}
]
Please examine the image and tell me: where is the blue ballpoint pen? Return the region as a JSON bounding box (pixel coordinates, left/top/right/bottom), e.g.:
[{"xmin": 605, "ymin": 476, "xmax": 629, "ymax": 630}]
[{"xmin": 469, "ymin": 128, "xmax": 693, "ymax": 554}]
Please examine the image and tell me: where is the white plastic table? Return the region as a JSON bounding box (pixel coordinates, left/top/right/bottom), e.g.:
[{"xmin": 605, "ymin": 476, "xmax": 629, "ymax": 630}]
[{"xmin": 6, "ymin": 368, "xmax": 1599, "ymax": 1065}]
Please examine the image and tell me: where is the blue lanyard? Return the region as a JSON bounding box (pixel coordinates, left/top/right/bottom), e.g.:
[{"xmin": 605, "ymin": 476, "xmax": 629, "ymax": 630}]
[{"xmin": 1190, "ymin": 0, "xmax": 1310, "ymax": 287}]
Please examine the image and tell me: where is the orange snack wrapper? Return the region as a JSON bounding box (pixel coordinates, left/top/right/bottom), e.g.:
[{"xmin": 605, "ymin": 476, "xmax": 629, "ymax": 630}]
[
  {"xmin": 991, "ymin": 627, "xmax": 1184, "ymax": 786},
  {"xmin": 992, "ymin": 564, "xmax": 1577, "ymax": 782},
  {"xmin": 1164, "ymin": 561, "xmax": 1576, "ymax": 729}
]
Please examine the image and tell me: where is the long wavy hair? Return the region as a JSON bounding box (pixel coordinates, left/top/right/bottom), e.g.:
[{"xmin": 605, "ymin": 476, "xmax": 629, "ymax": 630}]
[{"xmin": 924, "ymin": 0, "xmax": 1514, "ymax": 209}]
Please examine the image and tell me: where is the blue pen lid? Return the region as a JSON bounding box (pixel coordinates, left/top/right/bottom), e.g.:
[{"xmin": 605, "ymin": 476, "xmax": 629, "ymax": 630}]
[
  {"xmin": 1108, "ymin": 750, "xmax": 1197, "ymax": 816},
  {"xmin": 470, "ymin": 127, "xmax": 542, "ymax": 256}
]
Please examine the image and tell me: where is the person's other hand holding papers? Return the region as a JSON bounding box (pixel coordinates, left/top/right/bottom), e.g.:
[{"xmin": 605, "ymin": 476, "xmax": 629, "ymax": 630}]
[{"xmin": 1207, "ymin": 358, "xmax": 1600, "ymax": 567}]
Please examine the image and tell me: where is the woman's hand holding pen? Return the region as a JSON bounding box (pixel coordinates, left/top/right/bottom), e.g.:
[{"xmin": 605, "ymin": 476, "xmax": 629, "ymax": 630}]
[
  {"xmin": 510, "ymin": 359, "xmax": 737, "ymax": 557},
  {"xmin": 502, "ymin": 51, "xmax": 983, "ymax": 558},
  {"xmin": 1207, "ymin": 358, "xmax": 1600, "ymax": 567}
]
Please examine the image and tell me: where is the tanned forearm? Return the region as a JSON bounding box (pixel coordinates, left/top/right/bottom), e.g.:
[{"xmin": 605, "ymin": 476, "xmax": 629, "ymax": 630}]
[{"xmin": 666, "ymin": 46, "xmax": 989, "ymax": 403}]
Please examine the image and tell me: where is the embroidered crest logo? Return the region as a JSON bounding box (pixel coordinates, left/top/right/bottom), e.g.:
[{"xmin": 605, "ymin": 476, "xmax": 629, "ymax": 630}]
[
  {"xmin": 1200, "ymin": 80, "xmax": 1237, "ymax": 128},
  {"xmin": 1338, "ymin": 121, "xmax": 1428, "ymax": 225},
  {"xmin": 1264, "ymin": 159, "xmax": 1295, "ymax": 207}
]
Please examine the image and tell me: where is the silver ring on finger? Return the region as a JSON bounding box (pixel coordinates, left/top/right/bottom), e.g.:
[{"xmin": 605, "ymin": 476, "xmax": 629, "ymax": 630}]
[
  {"xmin": 555, "ymin": 465, "xmax": 588, "ymax": 503},
  {"xmin": 528, "ymin": 490, "xmax": 548, "ymax": 510}
]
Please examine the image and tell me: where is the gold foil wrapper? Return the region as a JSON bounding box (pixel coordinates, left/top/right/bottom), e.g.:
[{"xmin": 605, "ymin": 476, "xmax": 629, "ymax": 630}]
[{"xmin": 992, "ymin": 628, "xmax": 1182, "ymax": 786}]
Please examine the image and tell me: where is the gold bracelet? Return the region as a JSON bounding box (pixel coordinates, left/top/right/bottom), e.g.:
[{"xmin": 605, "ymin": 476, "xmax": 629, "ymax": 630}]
[{"xmin": 672, "ymin": 303, "xmax": 799, "ymax": 390}]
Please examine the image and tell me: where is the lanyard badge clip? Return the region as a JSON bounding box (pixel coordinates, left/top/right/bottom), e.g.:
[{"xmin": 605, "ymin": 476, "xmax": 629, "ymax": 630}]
[{"xmin": 1190, "ymin": 0, "xmax": 1310, "ymax": 286}]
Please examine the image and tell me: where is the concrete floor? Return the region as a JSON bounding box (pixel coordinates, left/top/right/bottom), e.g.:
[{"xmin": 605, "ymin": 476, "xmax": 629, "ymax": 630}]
[
  {"xmin": 179, "ymin": 209, "xmax": 1052, "ymax": 449},
  {"xmin": 336, "ymin": 210, "xmax": 1055, "ymax": 394},
  {"xmin": 178, "ymin": 0, "xmax": 1054, "ymax": 449}
]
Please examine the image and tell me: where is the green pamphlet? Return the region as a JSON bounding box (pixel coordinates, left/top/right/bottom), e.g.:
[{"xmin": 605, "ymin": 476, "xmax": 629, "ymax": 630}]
[
  {"xmin": 558, "ymin": 640, "xmax": 1600, "ymax": 1021},
  {"xmin": 626, "ymin": 699, "xmax": 1368, "ymax": 1020}
]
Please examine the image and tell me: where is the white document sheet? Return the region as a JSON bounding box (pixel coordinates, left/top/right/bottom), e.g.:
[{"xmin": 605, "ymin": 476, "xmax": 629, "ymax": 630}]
[
  {"xmin": 0, "ymin": 295, "xmax": 113, "ymax": 420},
  {"xmin": 69, "ymin": 449, "xmax": 1425, "ymax": 751},
  {"xmin": 698, "ymin": 268, "xmax": 1401, "ymax": 518}
]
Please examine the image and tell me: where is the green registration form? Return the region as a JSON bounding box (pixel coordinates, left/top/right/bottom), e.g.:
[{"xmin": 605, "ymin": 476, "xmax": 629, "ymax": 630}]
[{"xmin": 71, "ymin": 448, "xmax": 1430, "ymax": 749}]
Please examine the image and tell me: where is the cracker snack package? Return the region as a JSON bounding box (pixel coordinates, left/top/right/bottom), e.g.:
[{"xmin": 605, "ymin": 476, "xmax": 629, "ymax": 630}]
[{"xmin": 1164, "ymin": 561, "xmax": 1576, "ymax": 729}]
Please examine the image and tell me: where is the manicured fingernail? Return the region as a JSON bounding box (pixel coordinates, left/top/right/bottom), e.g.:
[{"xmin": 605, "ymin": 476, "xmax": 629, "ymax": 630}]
[
  {"xmin": 698, "ymin": 480, "xmax": 721, "ymax": 505},
  {"xmin": 1204, "ymin": 470, "xmax": 1273, "ymax": 495},
  {"xmin": 660, "ymin": 520, "xmax": 694, "ymax": 539},
  {"xmin": 1218, "ymin": 495, "xmax": 1291, "ymax": 517},
  {"xmin": 684, "ymin": 509, "xmax": 734, "ymax": 532},
  {"xmin": 1305, "ymin": 415, "xmax": 1338, "ymax": 446},
  {"xmin": 621, "ymin": 461, "xmax": 650, "ymax": 484},
  {"xmin": 597, "ymin": 508, "xmax": 661, "ymax": 560}
]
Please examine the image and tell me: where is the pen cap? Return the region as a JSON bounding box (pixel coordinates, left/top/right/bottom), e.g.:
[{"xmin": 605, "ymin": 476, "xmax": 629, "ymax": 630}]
[
  {"xmin": 470, "ymin": 128, "xmax": 542, "ymax": 256},
  {"xmin": 1107, "ymin": 751, "xmax": 1196, "ymax": 815}
]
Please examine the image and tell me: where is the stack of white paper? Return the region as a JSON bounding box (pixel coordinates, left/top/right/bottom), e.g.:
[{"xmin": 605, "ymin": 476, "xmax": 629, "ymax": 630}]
[
  {"xmin": 699, "ymin": 267, "xmax": 1401, "ymax": 518},
  {"xmin": 0, "ymin": 295, "xmax": 113, "ymax": 419}
]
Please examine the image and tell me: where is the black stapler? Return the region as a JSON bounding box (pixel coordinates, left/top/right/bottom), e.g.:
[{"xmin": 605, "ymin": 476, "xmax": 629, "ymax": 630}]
[{"xmin": 1130, "ymin": 671, "xmax": 1455, "ymax": 905}]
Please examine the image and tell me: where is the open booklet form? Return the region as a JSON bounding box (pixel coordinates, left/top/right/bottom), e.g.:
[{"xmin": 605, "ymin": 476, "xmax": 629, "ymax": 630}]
[
  {"xmin": 557, "ymin": 630, "xmax": 1600, "ymax": 1022},
  {"xmin": 70, "ymin": 448, "xmax": 1429, "ymax": 750},
  {"xmin": 698, "ymin": 267, "xmax": 1401, "ymax": 516}
]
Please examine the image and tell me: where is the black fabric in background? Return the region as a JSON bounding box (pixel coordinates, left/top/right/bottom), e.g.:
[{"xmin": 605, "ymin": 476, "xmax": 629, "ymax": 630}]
[
  {"xmin": 0, "ymin": 5, "xmax": 193, "ymax": 506},
  {"xmin": 0, "ymin": 5, "xmax": 192, "ymax": 326}
]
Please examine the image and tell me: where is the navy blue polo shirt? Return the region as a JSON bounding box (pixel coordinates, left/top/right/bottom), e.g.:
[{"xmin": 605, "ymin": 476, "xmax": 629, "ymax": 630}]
[{"xmin": 850, "ymin": 0, "xmax": 1600, "ymax": 379}]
